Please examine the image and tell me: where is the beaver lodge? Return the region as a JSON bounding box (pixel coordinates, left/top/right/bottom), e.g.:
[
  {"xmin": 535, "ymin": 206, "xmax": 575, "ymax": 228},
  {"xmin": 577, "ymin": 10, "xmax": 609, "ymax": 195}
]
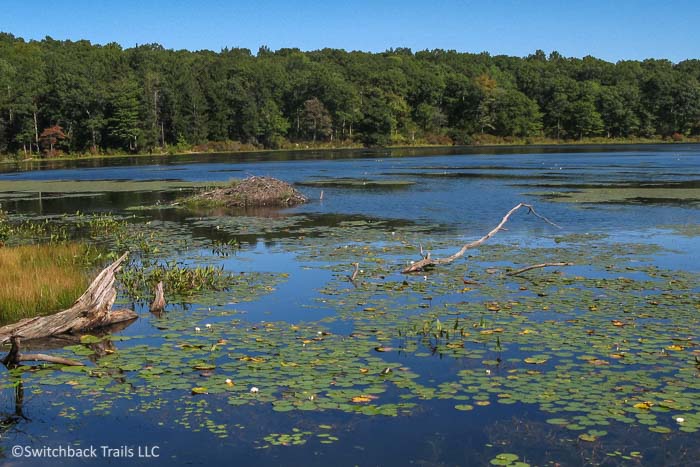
[{"xmin": 185, "ymin": 176, "xmax": 308, "ymax": 208}]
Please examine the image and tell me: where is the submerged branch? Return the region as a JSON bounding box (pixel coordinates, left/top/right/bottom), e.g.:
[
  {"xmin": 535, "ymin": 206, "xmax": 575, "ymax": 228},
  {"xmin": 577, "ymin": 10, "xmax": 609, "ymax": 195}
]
[
  {"xmin": 2, "ymin": 336, "xmax": 83, "ymax": 368},
  {"xmin": 507, "ymin": 262, "xmax": 574, "ymax": 276}
]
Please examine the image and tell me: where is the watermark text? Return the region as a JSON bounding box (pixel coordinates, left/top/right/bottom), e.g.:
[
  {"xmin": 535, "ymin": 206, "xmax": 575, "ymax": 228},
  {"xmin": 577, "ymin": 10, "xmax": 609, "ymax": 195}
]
[{"xmin": 11, "ymin": 444, "xmax": 160, "ymax": 459}]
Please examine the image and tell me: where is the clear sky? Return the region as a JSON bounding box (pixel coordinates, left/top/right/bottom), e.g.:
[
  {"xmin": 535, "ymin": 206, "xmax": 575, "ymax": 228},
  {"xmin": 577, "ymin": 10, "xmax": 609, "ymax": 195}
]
[{"xmin": 1, "ymin": 0, "xmax": 699, "ymax": 62}]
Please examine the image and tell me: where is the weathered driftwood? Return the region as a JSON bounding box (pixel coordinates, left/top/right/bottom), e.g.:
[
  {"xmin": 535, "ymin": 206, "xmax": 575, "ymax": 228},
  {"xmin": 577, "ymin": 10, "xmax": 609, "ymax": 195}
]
[
  {"xmin": 402, "ymin": 203, "xmax": 560, "ymax": 273},
  {"xmin": 2, "ymin": 336, "xmax": 83, "ymax": 367},
  {"xmin": 150, "ymin": 281, "xmax": 166, "ymax": 313},
  {"xmin": 507, "ymin": 262, "xmax": 574, "ymax": 276},
  {"xmin": 348, "ymin": 262, "xmax": 360, "ymax": 283},
  {"xmin": 0, "ymin": 252, "xmax": 137, "ymax": 345}
]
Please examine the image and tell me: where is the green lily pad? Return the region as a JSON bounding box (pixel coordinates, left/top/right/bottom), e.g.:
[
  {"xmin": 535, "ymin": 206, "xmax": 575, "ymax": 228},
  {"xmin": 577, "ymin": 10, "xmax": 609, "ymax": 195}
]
[{"xmin": 454, "ymin": 404, "xmax": 474, "ymax": 411}]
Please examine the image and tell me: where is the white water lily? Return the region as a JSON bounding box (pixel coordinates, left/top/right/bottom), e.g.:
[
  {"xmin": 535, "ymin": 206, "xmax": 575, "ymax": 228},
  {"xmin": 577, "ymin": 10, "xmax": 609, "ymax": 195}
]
[
  {"xmin": 250, "ymin": 387, "xmax": 259, "ymax": 393},
  {"xmin": 205, "ymin": 323, "xmax": 212, "ymax": 329},
  {"xmin": 194, "ymin": 327, "xmax": 201, "ymax": 332},
  {"xmin": 225, "ymin": 378, "xmax": 233, "ymax": 385},
  {"xmin": 676, "ymin": 417, "xmax": 685, "ymax": 423}
]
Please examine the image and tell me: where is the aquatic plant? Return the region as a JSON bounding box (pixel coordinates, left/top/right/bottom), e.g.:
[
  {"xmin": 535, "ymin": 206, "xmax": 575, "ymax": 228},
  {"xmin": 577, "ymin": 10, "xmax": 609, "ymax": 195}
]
[
  {"xmin": 1, "ymin": 197, "xmax": 698, "ymax": 464},
  {"xmin": 119, "ymin": 261, "xmax": 234, "ymax": 301}
]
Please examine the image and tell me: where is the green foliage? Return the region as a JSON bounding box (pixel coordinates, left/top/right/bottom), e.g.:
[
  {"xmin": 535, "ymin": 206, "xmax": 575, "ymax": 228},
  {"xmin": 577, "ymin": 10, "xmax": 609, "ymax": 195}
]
[
  {"xmin": 1, "ymin": 34, "xmax": 700, "ymax": 154},
  {"xmin": 0, "ymin": 206, "xmax": 8, "ymax": 244},
  {"xmin": 357, "ymin": 88, "xmax": 393, "ymax": 146},
  {"xmin": 119, "ymin": 261, "xmax": 232, "ymax": 301},
  {"xmin": 493, "ymin": 89, "xmax": 542, "ymax": 137},
  {"xmin": 258, "ymin": 99, "xmax": 290, "ymax": 148}
]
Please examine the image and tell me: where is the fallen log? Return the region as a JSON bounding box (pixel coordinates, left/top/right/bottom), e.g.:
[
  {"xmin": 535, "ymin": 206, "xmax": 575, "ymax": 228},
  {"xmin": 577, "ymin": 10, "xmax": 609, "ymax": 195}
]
[
  {"xmin": 507, "ymin": 262, "xmax": 574, "ymax": 276},
  {"xmin": 402, "ymin": 203, "xmax": 560, "ymax": 273},
  {"xmin": 0, "ymin": 252, "xmax": 137, "ymax": 345}
]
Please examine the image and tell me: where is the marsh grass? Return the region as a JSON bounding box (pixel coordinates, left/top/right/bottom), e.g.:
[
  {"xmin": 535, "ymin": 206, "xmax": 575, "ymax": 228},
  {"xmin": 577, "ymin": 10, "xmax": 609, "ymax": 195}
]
[{"xmin": 0, "ymin": 243, "xmax": 97, "ymax": 324}]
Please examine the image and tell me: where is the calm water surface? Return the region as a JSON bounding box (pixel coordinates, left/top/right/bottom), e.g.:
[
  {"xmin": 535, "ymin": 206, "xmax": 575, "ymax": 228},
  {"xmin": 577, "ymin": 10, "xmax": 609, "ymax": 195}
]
[{"xmin": 0, "ymin": 145, "xmax": 698, "ymax": 466}]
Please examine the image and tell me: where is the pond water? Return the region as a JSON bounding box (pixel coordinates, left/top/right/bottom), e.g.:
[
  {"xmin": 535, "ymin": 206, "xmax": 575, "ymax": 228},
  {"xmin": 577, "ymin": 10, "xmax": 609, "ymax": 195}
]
[{"xmin": 0, "ymin": 145, "xmax": 698, "ymax": 466}]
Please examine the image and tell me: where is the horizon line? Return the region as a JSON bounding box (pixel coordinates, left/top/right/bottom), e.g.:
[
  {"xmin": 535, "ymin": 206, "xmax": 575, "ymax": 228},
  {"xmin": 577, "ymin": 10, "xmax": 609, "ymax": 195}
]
[{"xmin": 1, "ymin": 31, "xmax": 695, "ymax": 65}]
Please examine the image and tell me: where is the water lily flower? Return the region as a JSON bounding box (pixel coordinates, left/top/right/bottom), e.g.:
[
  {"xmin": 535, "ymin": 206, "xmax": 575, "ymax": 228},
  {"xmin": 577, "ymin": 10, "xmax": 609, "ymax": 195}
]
[
  {"xmin": 485, "ymin": 369, "xmax": 491, "ymax": 375},
  {"xmin": 205, "ymin": 323, "xmax": 212, "ymax": 329},
  {"xmin": 225, "ymin": 378, "xmax": 233, "ymax": 386},
  {"xmin": 194, "ymin": 327, "xmax": 201, "ymax": 332},
  {"xmin": 250, "ymin": 387, "xmax": 259, "ymax": 393},
  {"xmin": 676, "ymin": 417, "xmax": 685, "ymax": 423}
]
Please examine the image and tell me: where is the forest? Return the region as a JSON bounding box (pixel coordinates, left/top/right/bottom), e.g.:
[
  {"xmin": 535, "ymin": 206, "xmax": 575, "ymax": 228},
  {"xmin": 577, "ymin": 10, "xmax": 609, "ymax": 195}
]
[{"xmin": 1, "ymin": 32, "xmax": 700, "ymax": 156}]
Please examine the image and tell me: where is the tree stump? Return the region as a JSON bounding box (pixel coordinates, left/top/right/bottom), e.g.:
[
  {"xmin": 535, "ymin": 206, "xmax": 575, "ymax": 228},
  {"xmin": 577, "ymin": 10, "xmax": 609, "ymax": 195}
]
[{"xmin": 150, "ymin": 281, "xmax": 166, "ymax": 313}]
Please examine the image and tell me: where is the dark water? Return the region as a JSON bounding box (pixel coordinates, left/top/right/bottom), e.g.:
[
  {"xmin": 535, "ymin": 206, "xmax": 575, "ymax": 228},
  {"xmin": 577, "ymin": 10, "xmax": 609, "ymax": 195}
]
[
  {"xmin": 0, "ymin": 145, "xmax": 699, "ymax": 466},
  {"xmin": 2, "ymin": 144, "xmax": 699, "ymax": 230}
]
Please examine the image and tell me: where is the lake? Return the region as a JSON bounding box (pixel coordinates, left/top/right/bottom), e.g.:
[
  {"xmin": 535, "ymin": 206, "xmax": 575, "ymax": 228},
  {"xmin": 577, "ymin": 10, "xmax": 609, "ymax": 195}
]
[{"xmin": 0, "ymin": 145, "xmax": 698, "ymax": 466}]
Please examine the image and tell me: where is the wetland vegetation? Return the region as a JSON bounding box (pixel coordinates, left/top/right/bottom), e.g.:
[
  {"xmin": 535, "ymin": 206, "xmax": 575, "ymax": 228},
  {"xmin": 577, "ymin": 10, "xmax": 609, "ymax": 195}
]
[
  {"xmin": 0, "ymin": 145, "xmax": 698, "ymax": 465},
  {"xmin": 0, "ymin": 242, "xmax": 98, "ymax": 323}
]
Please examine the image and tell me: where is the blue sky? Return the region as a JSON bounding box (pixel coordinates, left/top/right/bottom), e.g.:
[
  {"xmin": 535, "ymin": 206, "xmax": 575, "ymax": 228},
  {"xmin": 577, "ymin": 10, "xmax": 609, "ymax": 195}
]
[{"xmin": 1, "ymin": 1, "xmax": 699, "ymax": 62}]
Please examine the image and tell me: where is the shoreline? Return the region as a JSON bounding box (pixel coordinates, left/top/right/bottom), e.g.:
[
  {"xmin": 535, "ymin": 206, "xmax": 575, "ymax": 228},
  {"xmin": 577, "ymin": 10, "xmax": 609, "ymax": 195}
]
[{"xmin": 1, "ymin": 137, "xmax": 699, "ymax": 166}]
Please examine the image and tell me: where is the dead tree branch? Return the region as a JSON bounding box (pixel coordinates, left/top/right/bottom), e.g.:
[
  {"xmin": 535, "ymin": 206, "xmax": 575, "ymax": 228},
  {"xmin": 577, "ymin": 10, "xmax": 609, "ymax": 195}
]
[
  {"xmin": 348, "ymin": 262, "xmax": 360, "ymax": 283},
  {"xmin": 402, "ymin": 203, "xmax": 560, "ymax": 273}
]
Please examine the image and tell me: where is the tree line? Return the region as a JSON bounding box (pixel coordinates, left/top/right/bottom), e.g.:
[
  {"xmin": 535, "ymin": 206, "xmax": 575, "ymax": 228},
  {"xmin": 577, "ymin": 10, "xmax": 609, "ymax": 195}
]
[{"xmin": 1, "ymin": 33, "xmax": 699, "ymax": 156}]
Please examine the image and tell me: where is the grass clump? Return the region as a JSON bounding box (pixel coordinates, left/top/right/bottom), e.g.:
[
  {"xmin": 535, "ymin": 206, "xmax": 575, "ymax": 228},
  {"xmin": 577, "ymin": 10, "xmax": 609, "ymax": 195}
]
[
  {"xmin": 0, "ymin": 243, "xmax": 99, "ymax": 324},
  {"xmin": 119, "ymin": 261, "xmax": 232, "ymax": 301}
]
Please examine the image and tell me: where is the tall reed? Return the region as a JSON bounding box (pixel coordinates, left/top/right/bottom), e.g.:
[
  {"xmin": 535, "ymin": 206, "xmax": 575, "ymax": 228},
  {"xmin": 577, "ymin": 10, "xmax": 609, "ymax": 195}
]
[{"xmin": 0, "ymin": 243, "xmax": 96, "ymax": 324}]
